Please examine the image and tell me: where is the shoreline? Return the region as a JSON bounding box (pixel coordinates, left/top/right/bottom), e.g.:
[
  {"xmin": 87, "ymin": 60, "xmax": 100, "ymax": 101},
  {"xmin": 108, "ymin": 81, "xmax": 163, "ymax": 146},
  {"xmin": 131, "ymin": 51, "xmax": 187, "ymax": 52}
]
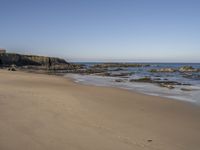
[
  {"xmin": 66, "ymin": 73, "xmax": 200, "ymax": 105},
  {"xmin": 17, "ymin": 69, "xmax": 200, "ymax": 106},
  {"xmin": 0, "ymin": 70, "xmax": 200, "ymax": 150},
  {"xmin": 70, "ymin": 76, "xmax": 194, "ymax": 106}
]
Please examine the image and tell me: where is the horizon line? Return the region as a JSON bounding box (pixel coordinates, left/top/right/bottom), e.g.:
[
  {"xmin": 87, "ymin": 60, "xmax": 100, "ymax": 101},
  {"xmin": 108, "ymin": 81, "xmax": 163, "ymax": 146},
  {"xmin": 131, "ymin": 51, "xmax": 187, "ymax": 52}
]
[{"xmin": 68, "ymin": 59, "xmax": 200, "ymax": 64}]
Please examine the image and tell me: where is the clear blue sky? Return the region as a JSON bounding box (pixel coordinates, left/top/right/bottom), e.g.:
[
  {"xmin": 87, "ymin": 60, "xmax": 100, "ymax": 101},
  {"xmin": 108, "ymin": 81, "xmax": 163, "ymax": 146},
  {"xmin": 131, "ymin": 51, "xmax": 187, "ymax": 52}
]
[{"xmin": 0, "ymin": 0, "xmax": 200, "ymax": 62}]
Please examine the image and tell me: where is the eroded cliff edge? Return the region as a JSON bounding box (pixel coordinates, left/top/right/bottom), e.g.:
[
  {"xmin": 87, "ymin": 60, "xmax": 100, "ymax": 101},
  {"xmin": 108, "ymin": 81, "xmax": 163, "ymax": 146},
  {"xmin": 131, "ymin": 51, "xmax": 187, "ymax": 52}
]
[{"xmin": 0, "ymin": 53, "xmax": 82, "ymax": 71}]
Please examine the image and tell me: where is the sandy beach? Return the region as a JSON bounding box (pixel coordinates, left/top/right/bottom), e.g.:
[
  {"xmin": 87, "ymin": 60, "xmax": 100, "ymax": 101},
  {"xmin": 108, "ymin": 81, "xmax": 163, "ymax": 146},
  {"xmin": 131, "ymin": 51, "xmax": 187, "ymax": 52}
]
[{"xmin": 0, "ymin": 70, "xmax": 200, "ymax": 150}]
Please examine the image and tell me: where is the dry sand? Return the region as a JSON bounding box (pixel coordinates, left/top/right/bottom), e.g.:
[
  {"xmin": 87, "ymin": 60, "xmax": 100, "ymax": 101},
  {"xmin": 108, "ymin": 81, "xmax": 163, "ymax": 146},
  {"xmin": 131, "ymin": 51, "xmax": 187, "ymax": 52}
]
[{"xmin": 0, "ymin": 70, "xmax": 200, "ymax": 150}]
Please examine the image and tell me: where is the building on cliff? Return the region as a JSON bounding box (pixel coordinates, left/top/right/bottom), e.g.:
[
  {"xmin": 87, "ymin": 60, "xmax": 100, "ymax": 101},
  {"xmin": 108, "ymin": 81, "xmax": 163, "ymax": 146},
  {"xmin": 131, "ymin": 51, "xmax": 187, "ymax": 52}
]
[{"xmin": 0, "ymin": 49, "xmax": 6, "ymax": 54}]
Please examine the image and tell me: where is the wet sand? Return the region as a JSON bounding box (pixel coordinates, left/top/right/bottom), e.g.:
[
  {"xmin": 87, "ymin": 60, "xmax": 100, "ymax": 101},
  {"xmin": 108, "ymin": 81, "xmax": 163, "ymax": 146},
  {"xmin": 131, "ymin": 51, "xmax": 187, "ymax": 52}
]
[{"xmin": 0, "ymin": 70, "xmax": 200, "ymax": 150}]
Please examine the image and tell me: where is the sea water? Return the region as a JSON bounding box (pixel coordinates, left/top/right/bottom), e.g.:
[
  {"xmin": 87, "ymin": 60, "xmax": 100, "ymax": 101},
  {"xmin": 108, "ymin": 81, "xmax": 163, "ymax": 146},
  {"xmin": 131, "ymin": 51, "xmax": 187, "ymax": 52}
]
[{"xmin": 65, "ymin": 63, "xmax": 200, "ymax": 104}]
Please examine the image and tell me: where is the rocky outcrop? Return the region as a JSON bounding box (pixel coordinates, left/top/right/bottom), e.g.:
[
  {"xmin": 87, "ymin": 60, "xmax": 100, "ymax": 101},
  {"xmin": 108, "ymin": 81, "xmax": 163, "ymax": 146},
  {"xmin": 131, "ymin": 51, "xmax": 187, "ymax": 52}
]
[
  {"xmin": 92, "ymin": 63, "xmax": 150, "ymax": 68},
  {"xmin": 115, "ymin": 79, "xmax": 125, "ymax": 82},
  {"xmin": 129, "ymin": 77, "xmax": 191, "ymax": 89},
  {"xmin": 158, "ymin": 83, "xmax": 175, "ymax": 89},
  {"xmin": 150, "ymin": 66, "xmax": 200, "ymax": 73},
  {"xmin": 130, "ymin": 77, "xmax": 153, "ymax": 83},
  {"xmin": 0, "ymin": 53, "xmax": 68, "ymax": 67},
  {"xmin": 8, "ymin": 64, "xmax": 17, "ymax": 71},
  {"xmin": 179, "ymin": 66, "xmax": 198, "ymax": 72},
  {"xmin": 0, "ymin": 53, "xmax": 85, "ymax": 72},
  {"xmin": 149, "ymin": 68, "xmax": 176, "ymax": 73}
]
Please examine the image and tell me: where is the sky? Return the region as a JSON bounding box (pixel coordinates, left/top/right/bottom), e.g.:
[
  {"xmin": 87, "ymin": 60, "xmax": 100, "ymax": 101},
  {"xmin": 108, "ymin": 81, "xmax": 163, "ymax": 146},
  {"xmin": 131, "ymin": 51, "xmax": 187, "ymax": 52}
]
[{"xmin": 0, "ymin": 0, "xmax": 200, "ymax": 62}]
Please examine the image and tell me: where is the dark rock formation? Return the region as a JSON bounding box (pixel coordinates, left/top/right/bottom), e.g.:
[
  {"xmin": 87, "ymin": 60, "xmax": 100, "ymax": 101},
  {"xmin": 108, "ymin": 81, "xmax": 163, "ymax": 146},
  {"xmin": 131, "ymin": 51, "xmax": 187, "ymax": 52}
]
[
  {"xmin": 8, "ymin": 64, "xmax": 17, "ymax": 71},
  {"xmin": 0, "ymin": 53, "xmax": 85, "ymax": 72},
  {"xmin": 78, "ymin": 68, "xmax": 107, "ymax": 75},
  {"xmin": 0, "ymin": 53, "xmax": 68, "ymax": 67},
  {"xmin": 129, "ymin": 77, "xmax": 189, "ymax": 89},
  {"xmin": 92, "ymin": 63, "xmax": 150, "ymax": 68},
  {"xmin": 108, "ymin": 72, "xmax": 133, "ymax": 77},
  {"xmin": 115, "ymin": 79, "xmax": 125, "ymax": 82},
  {"xmin": 130, "ymin": 77, "xmax": 153, "ymax": 83}
]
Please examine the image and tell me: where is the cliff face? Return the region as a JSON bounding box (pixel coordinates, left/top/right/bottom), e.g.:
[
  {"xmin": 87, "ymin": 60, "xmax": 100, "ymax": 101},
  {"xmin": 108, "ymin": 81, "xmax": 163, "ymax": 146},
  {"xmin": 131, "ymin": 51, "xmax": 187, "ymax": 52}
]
[{"xmin": 0, "ymin": 53, "xmax": 69, "ymax": 67}]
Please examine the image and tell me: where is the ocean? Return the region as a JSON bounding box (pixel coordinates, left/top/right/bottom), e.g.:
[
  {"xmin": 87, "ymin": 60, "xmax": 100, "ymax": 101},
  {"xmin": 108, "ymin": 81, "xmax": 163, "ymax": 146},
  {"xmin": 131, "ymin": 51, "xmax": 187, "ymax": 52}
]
[{"xmin": 66, "ymin": 63, "xmax": 200, "ymax": 104}]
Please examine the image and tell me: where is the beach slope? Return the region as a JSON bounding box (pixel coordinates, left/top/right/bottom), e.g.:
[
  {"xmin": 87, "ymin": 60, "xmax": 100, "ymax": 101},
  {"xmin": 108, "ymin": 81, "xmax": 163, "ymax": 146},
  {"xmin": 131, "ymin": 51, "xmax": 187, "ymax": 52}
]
[{"xmin": 0, "ymin": 70, "xmax": 200, "ymax": 150}]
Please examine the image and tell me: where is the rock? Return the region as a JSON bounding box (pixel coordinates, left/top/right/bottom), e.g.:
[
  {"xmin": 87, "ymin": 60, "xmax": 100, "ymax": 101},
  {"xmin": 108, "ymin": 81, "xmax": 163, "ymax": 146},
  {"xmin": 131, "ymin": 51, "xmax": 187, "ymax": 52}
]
[
  {"xmin": 0, "ymin": 52, "xmax": 84, "ymax": 71},
  {"xmin": 75, "ymin": 68, "xmax": 107, "ymax": 75},
  {"xmin": 149, "ymin": 68, "xmax": 176, "ymax": 73},
  {"xmin": 130, "ymin": 77, "xmax": 182, "ymax": 85},
  {"xmin": 180, "ymin": 88, "xmax": 193, "ymax": 91},
  {"xmin": 130, "ymin": 77, "xmax": 184, "ymax": 89},
  {"xmin": 92, "ymin": 63, "xmax": 150, "ymax": 68},
  {"xmin": 179, "ymin": 66, "xmax": 198, "ymax": 72},
  {"xmin": 149, "ymin": 69, "xmax": 157, "ymax": 73},
  {"xmin": 154, "ymin": 78, "xmax": 161, "ymax": 80},
  {"xmin": 130, "ymin": 77, "xmax": 153, "ymax": 83},
  {"xmin": 156, "ymin": 80, "xmax": 182, "ymax": 85},
  {"xmin": 111, "ymin": 68, "xmax": 124, "ymax": 71},
  {"xmin": 8, "ymin": 64, "xmax": 16, "ymax": 71},
  {"xmin": 93, "ymin": 72, "xmax": 109, "ymax": 76},
  {"xmin": 147, "ymin": 140, "xmax": 153, "ymax": 142},
  {"xmin": 159, "ymin": 68, "xmax": 176, "ymax": 72},
  {"xmin": 115, "ymin": 79, "xmax": 125, "ymax": 82},
  {"xmin": 8, "ymin": 67, "xmax": 16, "ymax": 71},
  {"xmin": 51, "ymin": 64, "xmax": 84, "ymax": 70},
  {"xmin": 0, "ymin": 53, "xmax": 68, "ymax": 66},
  {"xmin": 95, "ymin": 72, "xmax": 133, "ymax": 77},
  {"xmin": 155, "ymin": 75, "xmax": 161, "ymax": 77},
  {"xmin": 159, "ymin": 83, "xmax": 175, "ymax": 89},
  {"xmin": 109, "ymin": 72, "xmax": 133, "ymax": 77}
]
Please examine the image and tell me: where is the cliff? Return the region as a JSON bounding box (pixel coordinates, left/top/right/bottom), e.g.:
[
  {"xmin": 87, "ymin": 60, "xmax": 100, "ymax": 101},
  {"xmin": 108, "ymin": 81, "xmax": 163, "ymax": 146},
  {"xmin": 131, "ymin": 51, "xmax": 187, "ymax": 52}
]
[{"xmin": 0, "ymin": 53, "xmax": 69, "ymax": 67}]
